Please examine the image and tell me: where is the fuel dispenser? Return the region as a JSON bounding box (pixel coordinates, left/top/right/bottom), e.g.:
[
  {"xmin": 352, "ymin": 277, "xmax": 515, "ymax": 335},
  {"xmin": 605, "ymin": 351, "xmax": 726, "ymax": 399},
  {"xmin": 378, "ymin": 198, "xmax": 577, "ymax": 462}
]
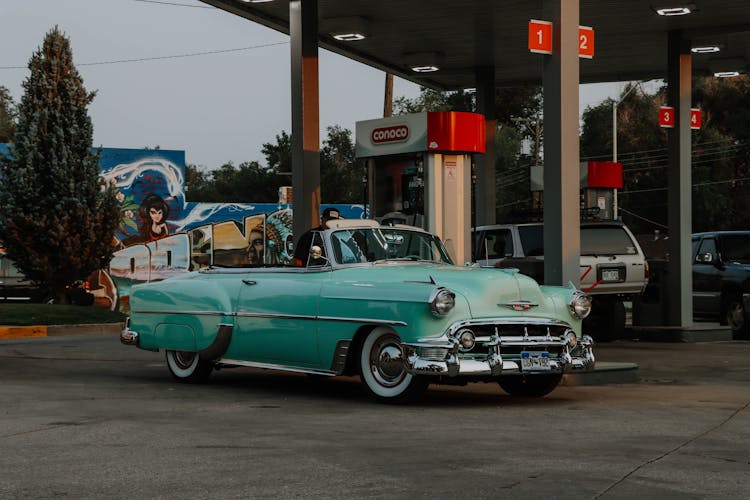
[{"xmin": 355, "ymin": 111, "xmax": 485, "ymax": 264}]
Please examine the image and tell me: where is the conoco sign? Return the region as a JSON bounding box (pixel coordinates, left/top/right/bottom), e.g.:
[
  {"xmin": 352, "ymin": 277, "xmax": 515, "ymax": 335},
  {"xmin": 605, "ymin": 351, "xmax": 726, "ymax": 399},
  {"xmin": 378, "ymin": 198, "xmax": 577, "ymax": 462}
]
[{"xmin": 371, "ymin": 125, "xmax": 409, "ymax": 144}]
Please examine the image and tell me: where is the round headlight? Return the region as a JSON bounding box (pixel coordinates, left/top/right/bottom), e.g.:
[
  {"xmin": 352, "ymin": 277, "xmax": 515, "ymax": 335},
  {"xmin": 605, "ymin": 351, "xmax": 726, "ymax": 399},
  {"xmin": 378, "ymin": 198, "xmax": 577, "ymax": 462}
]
[
  {"xmin": 429, "ymin": 287, "xmax": 456, "ymax": 316},
  {"xmin": 456, "ymin": 328, "xmax": 476, "ymax": 351},
  {"xmin": 569, "ymin": 291, "xmax": 592, "ymax": 319}
]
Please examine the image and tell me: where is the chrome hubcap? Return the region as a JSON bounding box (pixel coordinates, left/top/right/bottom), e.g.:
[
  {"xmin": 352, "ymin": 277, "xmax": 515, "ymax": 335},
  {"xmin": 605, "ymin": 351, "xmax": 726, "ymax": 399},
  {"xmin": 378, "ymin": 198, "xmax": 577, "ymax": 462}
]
[
  {"xmin": 173, "ymin": 351, "xmax": 196, "ymax": 369},
  {"xmin": 370, "ymin": 336, "xmax": 406, "ymax": 387}
]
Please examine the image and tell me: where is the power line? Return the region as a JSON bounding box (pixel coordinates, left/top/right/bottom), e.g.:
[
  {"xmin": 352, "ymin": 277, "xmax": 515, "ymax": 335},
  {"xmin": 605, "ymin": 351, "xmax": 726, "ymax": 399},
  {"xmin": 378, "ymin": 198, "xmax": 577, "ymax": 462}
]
[
  {"xmin": 132, "ymin": 0, "xmax": 214, "ymax": 8},
  {"xmin": 0, "ymin": 42, "xmax": 288, "ymax": 70}
]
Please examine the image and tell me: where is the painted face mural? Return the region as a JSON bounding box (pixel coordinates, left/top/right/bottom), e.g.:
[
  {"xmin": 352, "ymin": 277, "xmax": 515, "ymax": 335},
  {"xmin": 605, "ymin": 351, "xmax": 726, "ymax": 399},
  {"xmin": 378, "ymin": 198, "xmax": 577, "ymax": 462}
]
[{"xmin": 54, "ymin": 147, "xmax": 367, "ymax": 308}]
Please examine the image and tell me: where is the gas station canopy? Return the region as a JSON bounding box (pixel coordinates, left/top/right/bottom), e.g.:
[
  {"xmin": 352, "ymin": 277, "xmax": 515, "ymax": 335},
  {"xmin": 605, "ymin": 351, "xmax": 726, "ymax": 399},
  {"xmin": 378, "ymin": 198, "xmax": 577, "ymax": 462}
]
[{"xmin": 202, "ymin": 0, "xmax": 750, "ymax": 88}]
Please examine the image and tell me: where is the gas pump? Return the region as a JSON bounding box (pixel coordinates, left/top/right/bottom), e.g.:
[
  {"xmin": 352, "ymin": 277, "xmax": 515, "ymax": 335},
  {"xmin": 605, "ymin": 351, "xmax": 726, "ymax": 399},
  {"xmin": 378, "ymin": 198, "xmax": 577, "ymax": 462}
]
[
  {"xmin": 355, "ymin": 111, "xmax": 485, "ymax": 264},
  {"xmin": 582, "ymin": 161, "xmax": 623, "ymax": 220}
]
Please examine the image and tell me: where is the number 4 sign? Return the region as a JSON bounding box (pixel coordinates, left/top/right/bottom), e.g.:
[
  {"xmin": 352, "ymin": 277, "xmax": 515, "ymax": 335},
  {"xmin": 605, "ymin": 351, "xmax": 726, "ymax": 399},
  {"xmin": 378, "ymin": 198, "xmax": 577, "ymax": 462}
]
[{"xmin": 659, "ymin": 107, "xmax": 702, "ymax": 129}]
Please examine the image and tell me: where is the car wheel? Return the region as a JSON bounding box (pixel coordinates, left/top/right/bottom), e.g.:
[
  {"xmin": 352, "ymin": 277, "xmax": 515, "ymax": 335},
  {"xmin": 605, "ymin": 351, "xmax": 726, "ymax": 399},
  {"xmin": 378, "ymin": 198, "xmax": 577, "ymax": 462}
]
[
  {"xmin": 722, "ymin": 294, "xmax": 750, "ymax": 340},
  {"xmin": 498, "ymin": 374, "xmax": 563, "ymax": 397},
  {"xmin": 165, "ymin": 350, "xmax": 213, "ymax": 383},
  {"xmin": 359, "ymin": 327, "xmax": 427, "ymax": 403}
]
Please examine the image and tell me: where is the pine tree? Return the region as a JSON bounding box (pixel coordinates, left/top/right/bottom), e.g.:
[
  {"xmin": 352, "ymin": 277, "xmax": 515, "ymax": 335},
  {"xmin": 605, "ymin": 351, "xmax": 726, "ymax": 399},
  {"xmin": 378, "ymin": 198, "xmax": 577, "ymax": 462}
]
[{"xmin": 0, "ymin": 27, "xmax": 121, "ymax": 303}]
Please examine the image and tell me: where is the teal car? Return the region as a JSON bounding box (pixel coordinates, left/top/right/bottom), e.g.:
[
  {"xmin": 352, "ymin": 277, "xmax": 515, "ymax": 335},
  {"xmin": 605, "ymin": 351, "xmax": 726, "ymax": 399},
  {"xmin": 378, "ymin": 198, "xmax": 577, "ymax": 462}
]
[{"xmin": 121, "ymin": 220, "xmax": 594, "ymax": 402}]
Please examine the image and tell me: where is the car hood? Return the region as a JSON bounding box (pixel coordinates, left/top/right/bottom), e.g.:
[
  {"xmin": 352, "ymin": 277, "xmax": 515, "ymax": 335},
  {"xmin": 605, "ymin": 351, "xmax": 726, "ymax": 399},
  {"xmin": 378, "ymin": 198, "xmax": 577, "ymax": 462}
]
[{"xmin": 330, "ymin": 262, "xmax": 567, "ymax": 320}]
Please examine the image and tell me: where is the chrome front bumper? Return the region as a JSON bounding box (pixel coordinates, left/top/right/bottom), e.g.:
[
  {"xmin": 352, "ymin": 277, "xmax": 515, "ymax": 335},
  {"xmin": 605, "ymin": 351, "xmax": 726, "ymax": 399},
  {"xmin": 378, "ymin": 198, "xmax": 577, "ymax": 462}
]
[{"xmin": 401, "ymin": 321, "xmax": 595, "ymax": 377}]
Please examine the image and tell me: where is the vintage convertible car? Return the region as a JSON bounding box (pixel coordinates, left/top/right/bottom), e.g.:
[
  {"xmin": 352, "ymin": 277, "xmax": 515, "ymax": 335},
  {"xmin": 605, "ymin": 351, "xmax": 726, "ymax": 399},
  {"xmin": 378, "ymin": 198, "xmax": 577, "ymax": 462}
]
[{"xmin": 121, "ymin": 220, "xmax": 595, "ymax": 402}]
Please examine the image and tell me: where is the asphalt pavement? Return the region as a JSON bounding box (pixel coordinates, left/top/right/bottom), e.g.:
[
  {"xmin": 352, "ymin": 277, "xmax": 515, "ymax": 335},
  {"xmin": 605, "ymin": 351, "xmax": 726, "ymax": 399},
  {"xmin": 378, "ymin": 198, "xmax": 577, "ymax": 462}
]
[{"xmin": 0, "ymin": 331, "xmax": 748, "ymax": 499}]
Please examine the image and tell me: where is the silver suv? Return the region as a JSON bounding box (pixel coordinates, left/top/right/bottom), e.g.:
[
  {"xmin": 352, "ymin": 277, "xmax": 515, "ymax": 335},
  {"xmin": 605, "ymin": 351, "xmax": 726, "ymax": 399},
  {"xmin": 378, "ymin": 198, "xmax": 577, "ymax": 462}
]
[{"xmin": 472, "ymin": 222, "xmax": 649, "ymax": 340}]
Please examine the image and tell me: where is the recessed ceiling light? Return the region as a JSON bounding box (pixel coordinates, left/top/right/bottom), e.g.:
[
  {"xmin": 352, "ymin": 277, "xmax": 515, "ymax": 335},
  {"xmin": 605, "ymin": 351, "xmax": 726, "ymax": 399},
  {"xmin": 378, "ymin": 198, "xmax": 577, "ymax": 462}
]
[
  {"xmin": 332, "ymin": 32, "xmax": 366, "ymax": 42},
  {"xmin": 411, "ymin": 65, "xmax": 440, "ymax": 73},
  {"xmin": 655, "ymin": 7, "xmax": 692, "ymax": 16},
  {"xmin": 242, "ymin": 0, "xmax": 275, "ymax": 3},
  {"xmin": 691, "ymin": 46, "xmax": 721, "ymax": 54},
  {"xmin": 714, "ymin": 71, "xmax": 741, "ymax": 78}
]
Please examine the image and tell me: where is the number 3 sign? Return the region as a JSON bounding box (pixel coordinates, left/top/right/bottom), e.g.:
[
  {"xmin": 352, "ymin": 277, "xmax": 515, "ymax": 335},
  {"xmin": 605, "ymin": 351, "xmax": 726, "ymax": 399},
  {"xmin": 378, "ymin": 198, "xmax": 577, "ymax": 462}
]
[{"xmin": 659, "ymin": 106, "xmax": 675, "ymax": 128}]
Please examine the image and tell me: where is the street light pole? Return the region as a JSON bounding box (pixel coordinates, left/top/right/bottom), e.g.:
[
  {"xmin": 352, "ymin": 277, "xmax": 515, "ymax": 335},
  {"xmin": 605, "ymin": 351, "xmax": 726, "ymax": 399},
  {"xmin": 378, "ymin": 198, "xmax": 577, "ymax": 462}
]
[{"xmin": 612, "ymin": 83, "xmax": 640, "ymax": 221}]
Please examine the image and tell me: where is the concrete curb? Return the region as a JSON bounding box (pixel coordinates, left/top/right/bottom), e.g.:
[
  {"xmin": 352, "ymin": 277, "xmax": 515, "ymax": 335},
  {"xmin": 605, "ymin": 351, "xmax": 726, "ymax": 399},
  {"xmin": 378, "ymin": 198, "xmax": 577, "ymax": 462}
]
[
  {"xmin": 0, "ymin": 323, "xmax": 123, "ymax": 339},
  {"xmin": 562, "ymin": 361, "xmax": 640, "ymax": 386}
]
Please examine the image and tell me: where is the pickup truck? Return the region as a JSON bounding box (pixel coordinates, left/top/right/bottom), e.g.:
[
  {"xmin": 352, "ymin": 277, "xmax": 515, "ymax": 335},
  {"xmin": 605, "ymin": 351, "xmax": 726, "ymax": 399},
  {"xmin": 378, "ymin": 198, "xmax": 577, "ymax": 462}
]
[
  {"xmin": 472, "ymin": 222, "xmax": 649, "ymax": 340},
  {"xmin": 692, "ymin": 231, "xmax": 750, "ymax": 339}
]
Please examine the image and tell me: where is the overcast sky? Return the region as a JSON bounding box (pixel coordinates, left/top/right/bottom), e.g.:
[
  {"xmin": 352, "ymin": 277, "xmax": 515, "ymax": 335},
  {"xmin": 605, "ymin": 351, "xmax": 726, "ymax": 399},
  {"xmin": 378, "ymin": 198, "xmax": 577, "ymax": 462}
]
[{"xmin": 1, "ymin": 0, "xmax": 637, "ymax": 169}]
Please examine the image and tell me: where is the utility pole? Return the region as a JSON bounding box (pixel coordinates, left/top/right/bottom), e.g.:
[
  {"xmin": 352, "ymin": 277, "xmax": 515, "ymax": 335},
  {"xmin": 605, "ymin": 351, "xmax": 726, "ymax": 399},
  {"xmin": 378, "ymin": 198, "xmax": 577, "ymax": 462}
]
[{"xmin": 383, "ymin": 73, "xmax": 393, "ymax": 117}]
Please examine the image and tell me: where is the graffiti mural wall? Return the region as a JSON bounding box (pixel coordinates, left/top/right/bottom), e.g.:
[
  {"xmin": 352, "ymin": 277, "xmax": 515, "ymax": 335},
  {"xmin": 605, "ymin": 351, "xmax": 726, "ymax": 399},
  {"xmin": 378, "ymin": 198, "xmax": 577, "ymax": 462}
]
[{"xmin": 1, "ymin": 145, "xmax": 366, "ymax": 305}]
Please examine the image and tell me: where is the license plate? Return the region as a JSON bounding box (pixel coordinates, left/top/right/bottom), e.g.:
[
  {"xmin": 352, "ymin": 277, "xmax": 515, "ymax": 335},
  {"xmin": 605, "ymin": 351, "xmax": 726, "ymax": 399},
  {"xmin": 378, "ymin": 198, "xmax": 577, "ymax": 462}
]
[
  {"xmin": 521, "ymin": 351, "xmax": 551, "ymax": 372},
  {"xmin": 601, "ymin": 269, "xmax": 621, "ymax": 281}
]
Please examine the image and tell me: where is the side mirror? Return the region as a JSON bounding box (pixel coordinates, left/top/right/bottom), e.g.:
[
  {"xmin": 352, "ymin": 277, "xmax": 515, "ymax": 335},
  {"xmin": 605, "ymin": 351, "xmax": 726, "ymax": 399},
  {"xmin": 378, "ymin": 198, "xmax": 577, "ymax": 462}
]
[{"xmin": 695, "ymin": 252, "xmax": 713, "ymax": 264}]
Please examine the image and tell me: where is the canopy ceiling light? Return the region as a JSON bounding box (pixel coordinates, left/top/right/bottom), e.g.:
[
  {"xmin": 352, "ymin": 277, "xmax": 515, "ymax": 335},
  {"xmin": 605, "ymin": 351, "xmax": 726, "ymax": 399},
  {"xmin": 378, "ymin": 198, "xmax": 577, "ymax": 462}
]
[
  {"xmin": 651, "ymin": 3, "xmax": 696, "ymax": 16},
  {"xmin": 708, "ymin": 57, "xmax": 745, "ymax": 77},
  {"xmin": 691, "ymin": 46, "xmax": 721, "ymax": 54},
  {"xmin": 241, "ymin": 0, "xmax": 275, "ymax": 4},
  {"xmin": 403, "ymin": 51, "xmax": 445, "ymax": 73},
  {"xmin": 321, "ymin": 16, "xmax": 370, "ymax": 42}
]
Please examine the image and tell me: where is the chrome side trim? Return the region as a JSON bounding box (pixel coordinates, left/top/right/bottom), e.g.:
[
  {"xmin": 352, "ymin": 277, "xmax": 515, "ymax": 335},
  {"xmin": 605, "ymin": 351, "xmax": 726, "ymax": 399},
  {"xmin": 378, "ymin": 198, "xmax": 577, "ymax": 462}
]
[
  {"xmin": 217, "ymin": 358, "xmax": 336, "ymax": 377},
  {"xmin": 132, "ymin": 310, "xmax": 407, "ymax": 326},
  {"xmin": 134, "ymin": 310, "xmax": 231, "ymax": 317},
  {"xmin": 317, "ymin": 316, "xmax": 407, "ymax": 326}
]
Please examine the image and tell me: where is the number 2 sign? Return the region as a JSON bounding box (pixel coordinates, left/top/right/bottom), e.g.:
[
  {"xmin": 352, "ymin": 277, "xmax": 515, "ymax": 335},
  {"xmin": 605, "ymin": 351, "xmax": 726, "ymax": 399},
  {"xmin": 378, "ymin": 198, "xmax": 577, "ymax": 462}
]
[
  {"xmin": 528, "ymin": 20, "xmax": 595, "ymax": 58},
  {"xmin": 578, "ymin": 26, "xmax": 594, "ymax": 59}
]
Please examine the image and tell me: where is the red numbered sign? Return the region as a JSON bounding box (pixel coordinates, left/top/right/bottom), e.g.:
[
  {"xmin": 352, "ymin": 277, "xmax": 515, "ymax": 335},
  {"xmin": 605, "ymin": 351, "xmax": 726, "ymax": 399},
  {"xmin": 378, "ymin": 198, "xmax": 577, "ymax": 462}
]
[
  {"xmin": 528, "ymin": 20, "xmax": 553, "ymax": 55},
  {"xmin": 578, "ymin": 26, "xmax": 595, "ymax": 58},
  {"xmin": 659, "ymin": 106, "xmax": 675, "ymax": 128},
  {"xmin": 690, "ymin": 108, "xmax": 702, "ymax": 130}
]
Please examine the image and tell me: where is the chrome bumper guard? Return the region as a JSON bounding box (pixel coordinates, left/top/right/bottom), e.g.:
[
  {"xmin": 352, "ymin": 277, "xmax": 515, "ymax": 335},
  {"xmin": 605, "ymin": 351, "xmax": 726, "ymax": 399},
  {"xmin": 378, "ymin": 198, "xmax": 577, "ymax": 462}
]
[
  {"xmin": 120, "ymin": 318, "xmax": 139, "ymax": 346},
  {"xmin": 401, "ymin": 326, "xmax": 595, "ymax": 378}
]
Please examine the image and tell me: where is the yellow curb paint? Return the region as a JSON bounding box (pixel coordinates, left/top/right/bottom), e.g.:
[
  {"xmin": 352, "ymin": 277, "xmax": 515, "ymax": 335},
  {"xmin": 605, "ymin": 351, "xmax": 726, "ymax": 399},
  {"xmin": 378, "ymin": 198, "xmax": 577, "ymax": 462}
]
[{"xmin": 0, "ymin": 326, "xmax": 48, "ymax": 339}]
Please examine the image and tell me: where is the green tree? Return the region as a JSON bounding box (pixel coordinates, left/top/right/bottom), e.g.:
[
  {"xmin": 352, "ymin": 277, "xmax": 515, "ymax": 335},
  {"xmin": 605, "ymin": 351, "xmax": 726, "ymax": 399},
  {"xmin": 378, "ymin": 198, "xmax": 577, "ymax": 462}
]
[
  {"xmin": 0, "ymin": 27, "xmax": 120, "ymax": 303},
  {"xmin": 0, "ymin": 85, "xmax": 15, "ymax": 143},
  {"xmin": 321, "ymin": 125, "xmax": 363, "ymax": 203}
]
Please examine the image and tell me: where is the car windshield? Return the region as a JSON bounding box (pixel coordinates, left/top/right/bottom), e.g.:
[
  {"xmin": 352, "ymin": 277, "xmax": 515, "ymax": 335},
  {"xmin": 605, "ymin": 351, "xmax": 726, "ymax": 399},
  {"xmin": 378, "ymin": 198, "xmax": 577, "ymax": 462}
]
[
  {"xmin": 330, "ymin": 228, "xmax": 453, "ymax": 265},
  {"xmin": 721, "ymin": 235, "xmax": 750, "ymax": 263}
]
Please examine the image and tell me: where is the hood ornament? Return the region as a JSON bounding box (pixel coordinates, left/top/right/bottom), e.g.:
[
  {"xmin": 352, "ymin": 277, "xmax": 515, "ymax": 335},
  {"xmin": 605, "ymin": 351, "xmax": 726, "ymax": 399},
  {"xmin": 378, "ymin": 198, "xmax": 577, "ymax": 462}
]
[{"xmin": 500, "ymin": 300, "xmax": 539, "ymax": 312}]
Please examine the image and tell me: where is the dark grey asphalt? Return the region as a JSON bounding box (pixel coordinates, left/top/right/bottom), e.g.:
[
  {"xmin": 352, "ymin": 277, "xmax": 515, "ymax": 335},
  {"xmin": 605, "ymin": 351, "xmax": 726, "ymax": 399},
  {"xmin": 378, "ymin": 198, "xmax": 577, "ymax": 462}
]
[{"xmin": 0, "ymin": 334, "xmax": 748, "ymax": 499}]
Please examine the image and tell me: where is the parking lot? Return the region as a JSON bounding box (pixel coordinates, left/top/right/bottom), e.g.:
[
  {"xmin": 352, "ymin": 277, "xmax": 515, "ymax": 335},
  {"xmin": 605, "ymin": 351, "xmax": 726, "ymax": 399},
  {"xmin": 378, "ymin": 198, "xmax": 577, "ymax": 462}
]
[{"xmin": 1, "ymin": 333, "xmax": 748, "ymax": 499}]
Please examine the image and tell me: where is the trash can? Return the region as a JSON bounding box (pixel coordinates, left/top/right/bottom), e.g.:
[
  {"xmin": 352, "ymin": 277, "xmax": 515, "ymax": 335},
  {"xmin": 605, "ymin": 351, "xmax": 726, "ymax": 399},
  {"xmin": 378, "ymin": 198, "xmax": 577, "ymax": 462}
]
[{"xmin": 632, "ymin": 258, "xmax": 669, "ymax": 326}]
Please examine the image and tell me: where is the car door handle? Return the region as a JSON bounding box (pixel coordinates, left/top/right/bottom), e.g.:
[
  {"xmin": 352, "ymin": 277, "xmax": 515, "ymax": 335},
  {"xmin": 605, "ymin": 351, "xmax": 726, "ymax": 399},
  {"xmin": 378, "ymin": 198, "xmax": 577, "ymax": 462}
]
[{"xmin": 242, "ymin": 279, "xmax": 257, "ymax": 286}]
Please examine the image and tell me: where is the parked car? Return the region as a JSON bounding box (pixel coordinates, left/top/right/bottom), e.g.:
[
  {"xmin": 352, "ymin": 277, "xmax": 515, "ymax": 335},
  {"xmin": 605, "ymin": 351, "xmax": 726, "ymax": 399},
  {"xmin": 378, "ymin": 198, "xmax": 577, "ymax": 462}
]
[
  {"xmin": 472, "ymin": 221, "xmax": 649, "ymax": 340},
  {"xmin": 0, "ymin": 248, "xmax": 97, "ymax": 305},
  {"xmin": 121, "ymin": 220, "xmax": 595, "ymax": 402},
  {"xmin": 692, "ymin": 231, "xmax": 750, "ymax": 339},
  {"xmin": 0, "ymin": 250, "xmax": 46, "ymax": 302}
]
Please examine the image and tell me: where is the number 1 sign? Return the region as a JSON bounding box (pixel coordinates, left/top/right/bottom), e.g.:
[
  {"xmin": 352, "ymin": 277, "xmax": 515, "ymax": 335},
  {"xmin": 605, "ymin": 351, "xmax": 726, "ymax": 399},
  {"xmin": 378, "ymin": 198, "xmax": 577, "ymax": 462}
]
[
  {"xmin": 528, "ymin": 19, "xmax": 553, "ymax": 55},
  {"xmin": 528, "ymin": 20, "xmax": 595, "ymax": 58}
]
